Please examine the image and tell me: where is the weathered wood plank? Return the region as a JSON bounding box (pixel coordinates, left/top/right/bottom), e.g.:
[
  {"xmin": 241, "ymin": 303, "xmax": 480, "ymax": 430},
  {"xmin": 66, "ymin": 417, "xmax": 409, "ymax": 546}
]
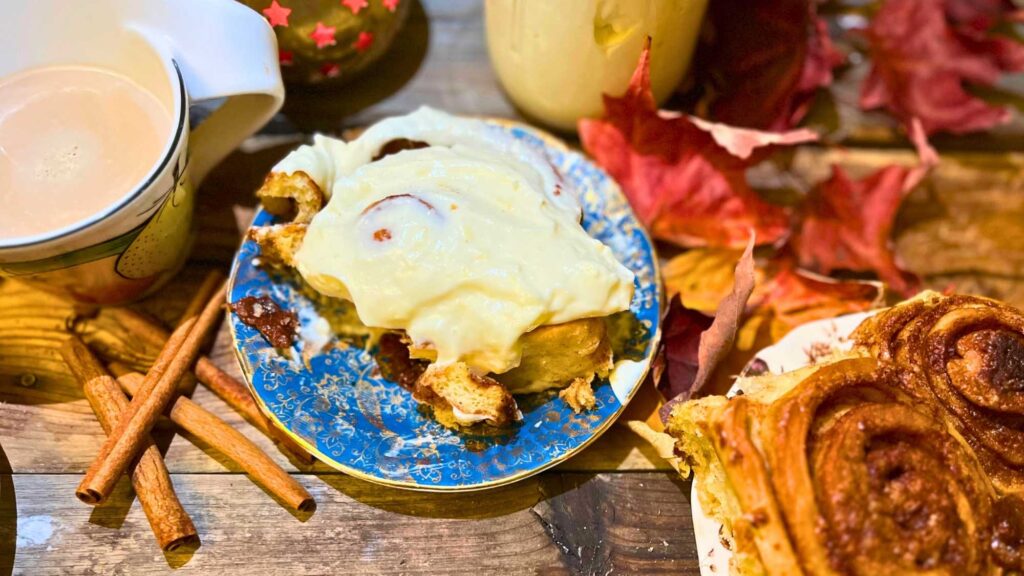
[
  {"xmin": 791, "ymin": 148, "xmax": 1024, "ymax": 308},
  {"xmin": 0, "ymin": 387, "xmax": 668, "ymax": 476},
  {"xmin": 0, "ymin": 472, "xmax": 697, "ymax": 575}
]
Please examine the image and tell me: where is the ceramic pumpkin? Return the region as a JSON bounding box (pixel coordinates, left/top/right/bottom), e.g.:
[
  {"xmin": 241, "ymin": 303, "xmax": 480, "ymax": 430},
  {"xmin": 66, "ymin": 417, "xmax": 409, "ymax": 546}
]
[{"xmin": 241, "ymin": 0, "xmax": 409, "ymax": 85}]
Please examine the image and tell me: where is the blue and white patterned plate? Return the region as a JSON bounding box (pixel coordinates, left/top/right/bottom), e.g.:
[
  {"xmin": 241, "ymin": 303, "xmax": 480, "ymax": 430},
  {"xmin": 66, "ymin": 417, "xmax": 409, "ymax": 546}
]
[{"xmin": 227, "ymin": 120, "xmax": 661, "ymax": 491}]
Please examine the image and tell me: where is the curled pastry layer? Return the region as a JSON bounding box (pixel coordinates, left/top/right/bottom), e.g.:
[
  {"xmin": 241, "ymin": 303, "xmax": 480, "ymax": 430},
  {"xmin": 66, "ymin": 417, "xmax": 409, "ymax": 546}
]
[
  {"xmin": 853, "ymin": 292, "xmax": 1024, "ymax": 493},
  {"xmin": 766, "ymin": 359, "xmax": 995, "ymax": 575},
  {"xmin": 671, "ymin": 357, "xmax": 1012, "ymax": 575}
]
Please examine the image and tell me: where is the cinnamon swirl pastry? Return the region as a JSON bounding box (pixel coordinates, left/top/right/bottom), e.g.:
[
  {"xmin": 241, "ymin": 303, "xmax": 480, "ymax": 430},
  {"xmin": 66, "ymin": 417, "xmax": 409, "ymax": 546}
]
[
  {"xmin": 853, "ymin": 292, "xmax": 1024, "ymax": 494},
  {"xmin": 242, "ymin": 107, "xmax": 635, "ymax": 429},
  {"xmin": 668, "ymin": 357, "xmax": 1022, "ymax": 576}
]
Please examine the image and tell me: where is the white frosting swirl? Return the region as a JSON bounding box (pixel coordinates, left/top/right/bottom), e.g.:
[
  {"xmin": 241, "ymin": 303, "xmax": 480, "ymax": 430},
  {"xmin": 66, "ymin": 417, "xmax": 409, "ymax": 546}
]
[{"xmin": 278, "ymin": 107, "xmax": 635, "ymax": 374}]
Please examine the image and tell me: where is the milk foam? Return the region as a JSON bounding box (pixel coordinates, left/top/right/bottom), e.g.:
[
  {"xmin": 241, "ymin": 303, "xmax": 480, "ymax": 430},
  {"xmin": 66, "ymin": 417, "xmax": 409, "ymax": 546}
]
[{"xmin": 0, "ymin": 65, "xmax": 171, "ymax": 240}]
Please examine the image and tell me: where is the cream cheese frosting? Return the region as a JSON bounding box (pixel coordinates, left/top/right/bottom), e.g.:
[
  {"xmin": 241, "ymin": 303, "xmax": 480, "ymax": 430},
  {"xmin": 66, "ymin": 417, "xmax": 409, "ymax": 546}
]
[{"xmin": 277, "ymin": 107, "xmax": 635, "ymax": 374}]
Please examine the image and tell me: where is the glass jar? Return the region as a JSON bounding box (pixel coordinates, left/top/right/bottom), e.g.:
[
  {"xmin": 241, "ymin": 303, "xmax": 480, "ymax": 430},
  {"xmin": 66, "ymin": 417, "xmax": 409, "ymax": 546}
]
[{"xmin": 485, "ymin": 0, "xmax": 708, "ymax": 132}]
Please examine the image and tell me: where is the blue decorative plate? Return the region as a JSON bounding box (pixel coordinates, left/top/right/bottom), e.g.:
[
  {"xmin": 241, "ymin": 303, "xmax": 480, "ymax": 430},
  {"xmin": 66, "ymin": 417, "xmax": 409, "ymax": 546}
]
[{"xmin": 227, "ymin": 121, "xmax": 661, "ymax": 491}]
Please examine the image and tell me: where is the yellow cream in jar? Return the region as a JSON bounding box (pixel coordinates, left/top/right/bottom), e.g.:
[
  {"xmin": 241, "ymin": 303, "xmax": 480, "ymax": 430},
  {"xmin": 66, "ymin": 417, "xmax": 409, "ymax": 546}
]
[{"xmin": 485, "ymin": 0, "xmax": 708, "ymax": 132}]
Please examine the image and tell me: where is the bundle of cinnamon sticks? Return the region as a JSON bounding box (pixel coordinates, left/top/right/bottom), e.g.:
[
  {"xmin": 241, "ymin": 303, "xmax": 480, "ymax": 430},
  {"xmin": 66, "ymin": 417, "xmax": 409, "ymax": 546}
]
[{"xmin": 60, "ymin": 270, "xmax": 316, "ymax": 551}]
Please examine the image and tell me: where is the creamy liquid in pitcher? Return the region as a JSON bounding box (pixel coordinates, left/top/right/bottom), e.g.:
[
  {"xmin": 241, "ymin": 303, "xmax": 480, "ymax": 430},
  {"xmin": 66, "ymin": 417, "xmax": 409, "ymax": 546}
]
[{"xmin": 0, "ymin": 65, "xmax": 171, "ymax": 240}]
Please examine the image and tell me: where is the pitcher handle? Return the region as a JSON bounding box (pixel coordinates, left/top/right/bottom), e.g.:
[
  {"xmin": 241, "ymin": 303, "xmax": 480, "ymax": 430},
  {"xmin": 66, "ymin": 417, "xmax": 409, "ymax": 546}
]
[{"xmin": 130, "ymin": 0, "xmax": 285, "ymax": 185}]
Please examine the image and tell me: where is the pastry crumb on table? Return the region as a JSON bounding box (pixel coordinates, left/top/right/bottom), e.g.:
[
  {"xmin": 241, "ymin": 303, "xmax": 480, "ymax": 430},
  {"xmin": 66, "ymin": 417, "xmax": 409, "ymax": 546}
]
[{"xmin": 559, "ymin": 377, "xmax": 597, "ymax": 413}]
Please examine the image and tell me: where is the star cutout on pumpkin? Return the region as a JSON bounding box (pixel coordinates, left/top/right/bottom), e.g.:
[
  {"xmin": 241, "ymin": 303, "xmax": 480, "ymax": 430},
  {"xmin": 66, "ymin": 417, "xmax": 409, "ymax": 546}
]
[
  {"xmin": 310, "ymin": 22, "xmax": 337, "ymax": 49},
  {"xmin": 382, "ymin": 0, "xmax": 399, "ymax": 12},
  {"xmin": 342, "ymin": 0, "xmax": 368, "ymax": 14},
  {"xmin": 262, "ymin": 0, "xmax": 291, "ymax": 27},
  {"xmin": 320, "ymin": 63, "xmax": 341, "ymax": 78},
  {"xmin": 278, "ymin": 49, "xmax": 294, "ymax": 66},
  {"xmin": 353, "ymin": 31, "xmax": 374, "ymax": 53}
]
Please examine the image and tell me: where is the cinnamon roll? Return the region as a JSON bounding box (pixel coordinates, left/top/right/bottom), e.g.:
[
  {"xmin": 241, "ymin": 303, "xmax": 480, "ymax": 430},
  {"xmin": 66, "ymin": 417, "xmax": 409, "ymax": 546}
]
[
  {"xmin": 668, "ymin": 357, "xmax": 1019, "ymax": 576},
  {"xmin": 241, "ymin": 108, "xmax": 636, "ymax": 429},
  {"xmin": 852, "ymin": 291, "xmax": 1024, "ymax": 493}
]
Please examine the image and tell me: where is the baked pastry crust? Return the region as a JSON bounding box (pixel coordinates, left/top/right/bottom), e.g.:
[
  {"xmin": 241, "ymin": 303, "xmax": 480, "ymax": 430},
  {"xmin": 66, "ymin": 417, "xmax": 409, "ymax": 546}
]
[
  {"xmin": 559, "ymin": 377, "xmax": 597, "ymax": 413},
  {"xmin": 249, "ymin": 171, "xmax": 322, "ymax": 267},
  {"xmin": 249, "ymin": 146, "xmax": 618, "ymax": 429},
  {"xmin": 852, "ymin": 291, "xmax": 1024, "ymax": 493},
  {"xmin": 256, "ymin": 171, "xmax": 324, "ymax": 224},
  {"xmin": 413, "ymin": 363, "xmax": 519, "ymax": 428},
  {"xmin": 381, "ymin": 318, "xmax": 612, "ymax": 428},
  {"xmin": 668, "ymin": 357, "xmax": 1020, "ymax": 576},
  {"xmin": 247, "ymin": 223, "xmax": 306, "ymax": 268},
  {"xmin": 496, "ymin": 317, "xmax": 613, "ymax": 395}
]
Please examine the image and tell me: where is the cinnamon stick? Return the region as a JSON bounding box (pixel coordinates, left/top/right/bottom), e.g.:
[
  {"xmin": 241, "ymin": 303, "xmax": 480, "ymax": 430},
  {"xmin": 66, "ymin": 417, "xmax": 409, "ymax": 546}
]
[
  {"xmin": 76, "ymin": 282, "xmax": 227, "ymax": 505},
  {"xmin": 104, "ymin": 308, "xmax": 314, "ymax": 465},
  {"xmin": 117, "ymin": 372, "xmax": 314, "ymax": 512},
  {"xmin": 169, "ymin": 272, "xmax": 223, "ymax": 398},
  {"xmin": 177, "ymin": 271, "xmax": 227, "ymax": 327},
  {"xmin": 106, "ymin": 360, "xmax": 193, "ymax": 396},
  {"xmin": 107, "ymin": 271, "xmax": 224, "ymax": 394},
  {"xmin": 106, "ymin": 271, "xmax": 224, "ymax": 352},
  {"xmin": 194, "ymin": 360, "xmax": 314, "ymax": 465},
  {"xmin": 60, "ymin": 336, "xmax": 198, "ymax": 551}
]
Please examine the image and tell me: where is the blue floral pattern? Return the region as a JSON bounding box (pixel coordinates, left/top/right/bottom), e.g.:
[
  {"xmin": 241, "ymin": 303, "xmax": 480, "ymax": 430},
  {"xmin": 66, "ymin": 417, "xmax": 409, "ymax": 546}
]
[{"xmin": 228, "ymin": 122, "xmax": 661, "ymax": 490}]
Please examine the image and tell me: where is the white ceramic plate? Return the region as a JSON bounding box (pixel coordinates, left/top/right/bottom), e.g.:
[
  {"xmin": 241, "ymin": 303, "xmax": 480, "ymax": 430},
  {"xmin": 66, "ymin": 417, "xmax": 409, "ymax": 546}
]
[{"xmin": 691, "ymin": 311, "xmax": 875, "ymax": 576}]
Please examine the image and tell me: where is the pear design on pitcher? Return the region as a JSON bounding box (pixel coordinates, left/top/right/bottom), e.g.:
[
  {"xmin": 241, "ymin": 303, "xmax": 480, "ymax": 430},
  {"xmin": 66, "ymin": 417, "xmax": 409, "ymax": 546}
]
[{"xmin": 115, "ymin": 158, "xmax": 195, "ymax": 280}]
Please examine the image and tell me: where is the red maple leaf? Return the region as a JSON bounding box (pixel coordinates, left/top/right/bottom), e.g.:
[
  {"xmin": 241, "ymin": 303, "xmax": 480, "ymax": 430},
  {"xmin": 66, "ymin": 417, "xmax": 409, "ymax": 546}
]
[
  {"xmin": 792, "ymin": 119, "xmax": 936, "ymax": 296},
  {"xmin": 579, "ymin": 41, "xmax": 817, "ymax": 249},
  {"xmin": 278, "ymin": 50, "xmax": 294, "ymax": 66},
  {"xmin": 947, "ymin": 0, "xmax": 1024, "ymax": 72},
  {"xmin": 382, "ymin": 0, "xmax": 400, "ymax": 12},
  {"xmin": 861, "ymin": 0, "xmax": 1024, "ymax": 135},
  {"xmin": 262, "ymin": 0, "xmax": 291, "ymax": 27},
  {"xmin": 655, "ymin": 296, "xmax": 713, "ymax": 405},
  {"xmin": 310, "ymin": 22, "xmax": 337, "ymax": 49},
  {"xmin": 690, "ymin": 0, "xmax": 843, "ymax": 131}
]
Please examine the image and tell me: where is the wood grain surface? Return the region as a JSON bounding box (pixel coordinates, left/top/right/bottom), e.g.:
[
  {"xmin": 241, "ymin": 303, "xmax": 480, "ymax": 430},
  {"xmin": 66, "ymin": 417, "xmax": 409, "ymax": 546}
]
[
  {"xmin": 2, "ymin": 0, "xmax": 1024, "ymax": 574},
  {"xmin": 2, "ymin": 473, "xmax": 697, "ymax": 576}
]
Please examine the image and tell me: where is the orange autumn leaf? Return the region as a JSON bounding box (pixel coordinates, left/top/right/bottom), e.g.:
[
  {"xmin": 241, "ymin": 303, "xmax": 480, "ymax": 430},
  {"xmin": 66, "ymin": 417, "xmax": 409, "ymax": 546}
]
[
  {"xmin": 663, "ymin": 248, "xmax": 886, "ymax": 345},
  {"xmin": 756, "ymin": 259, "xmax": 886, "ymax": 342},
  {"xmin": 661, "ymin": 248, "xmax": 749, "ymax": 315},
  {"xmin": 579, "ymin": 41, "xmax": 817, "ymax": 249}
]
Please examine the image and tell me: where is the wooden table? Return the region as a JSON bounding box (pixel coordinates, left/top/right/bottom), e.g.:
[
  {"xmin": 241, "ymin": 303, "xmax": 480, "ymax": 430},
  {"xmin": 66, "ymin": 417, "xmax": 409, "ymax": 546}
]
[{"xmin": 3, "ymin": 2, "xmax": 1024, "ymax": 574}]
